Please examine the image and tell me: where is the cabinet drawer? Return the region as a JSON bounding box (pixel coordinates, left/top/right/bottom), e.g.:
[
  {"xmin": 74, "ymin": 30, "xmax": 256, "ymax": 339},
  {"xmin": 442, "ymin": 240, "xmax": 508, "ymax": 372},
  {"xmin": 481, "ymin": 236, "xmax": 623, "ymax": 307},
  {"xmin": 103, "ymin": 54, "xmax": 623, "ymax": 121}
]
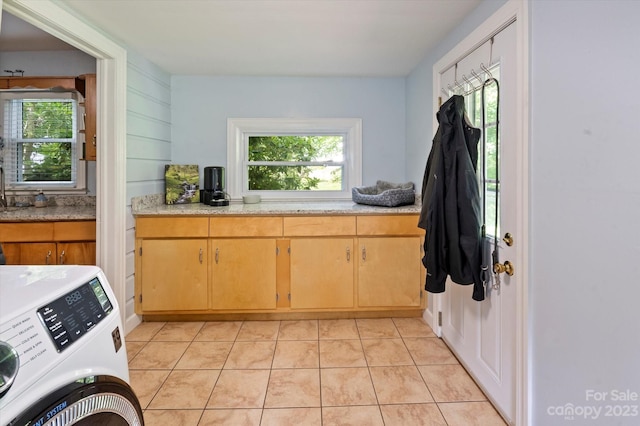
[
  {"xmin": 283, "ymin": 216, "xmax": 356, "ymax": 236},
  {"xmin": 210, "ymin": 217, "xmax": 282, "ymax": 237},
  {"xmin": 357, "ymin": 215, "xmax": 422, "ymax": 236},
  {"xmin": 53, "ymin": 221, "xmax": 96, "ymax": 241},
  {"xmin": 136, "ymin": 217, "xmax": 209, "ymax": 238},
  {"xmin": 0, "ymin": 223, "xmax": 54, "ymax": 242}
]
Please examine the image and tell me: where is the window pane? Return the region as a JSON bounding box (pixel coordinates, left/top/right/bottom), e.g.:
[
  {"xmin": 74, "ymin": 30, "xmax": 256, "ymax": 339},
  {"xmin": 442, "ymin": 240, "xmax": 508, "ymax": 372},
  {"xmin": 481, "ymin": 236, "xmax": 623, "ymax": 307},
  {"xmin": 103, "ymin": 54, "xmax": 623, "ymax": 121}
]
[
  {"xmin": 22, "ymin": 100, "xmax": 74, "ymax": 139},
  {"xmin": 18, "ymin": 142, "xmax": 73, "ymax": 181},
  {"xmin": 248, "ymin": 136, "xmax": 343, "ymax": 162},
  {"xmin": 248, "ymin": 165, "xmax": 343, "ymax": 191}
]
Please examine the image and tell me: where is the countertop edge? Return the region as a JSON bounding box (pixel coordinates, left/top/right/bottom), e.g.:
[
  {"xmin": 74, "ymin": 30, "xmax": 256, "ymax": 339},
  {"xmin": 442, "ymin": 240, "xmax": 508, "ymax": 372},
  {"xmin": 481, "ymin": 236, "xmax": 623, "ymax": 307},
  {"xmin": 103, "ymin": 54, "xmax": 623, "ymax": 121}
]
[{"xmin": 132, "ymin": 201, "xmax": 422, "ymax": 216}]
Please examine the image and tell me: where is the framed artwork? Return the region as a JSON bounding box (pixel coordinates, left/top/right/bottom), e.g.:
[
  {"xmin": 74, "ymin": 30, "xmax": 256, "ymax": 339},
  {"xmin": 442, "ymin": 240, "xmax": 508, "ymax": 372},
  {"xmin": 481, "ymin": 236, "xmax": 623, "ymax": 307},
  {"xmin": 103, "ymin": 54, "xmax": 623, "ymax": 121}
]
[{"xmin": 165, "ymin": 164, "xmax": 200, "ymax": 204}]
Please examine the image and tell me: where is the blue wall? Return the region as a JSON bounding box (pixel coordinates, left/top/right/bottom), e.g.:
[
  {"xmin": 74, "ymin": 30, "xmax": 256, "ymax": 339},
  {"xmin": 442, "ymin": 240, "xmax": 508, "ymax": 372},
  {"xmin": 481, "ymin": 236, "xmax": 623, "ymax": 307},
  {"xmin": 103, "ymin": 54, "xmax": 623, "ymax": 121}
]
[{"xmin": 170, "ymin": 76, "xmax": 406, "ymax": 188}]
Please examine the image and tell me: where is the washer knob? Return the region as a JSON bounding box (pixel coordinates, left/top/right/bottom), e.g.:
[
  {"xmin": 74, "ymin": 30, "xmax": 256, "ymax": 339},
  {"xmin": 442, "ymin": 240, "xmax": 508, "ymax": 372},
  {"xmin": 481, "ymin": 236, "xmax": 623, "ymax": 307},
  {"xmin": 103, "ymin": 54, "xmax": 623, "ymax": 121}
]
[{"xmin": 0, "ymin": 341, "xmax": 20, "ymax": 396}]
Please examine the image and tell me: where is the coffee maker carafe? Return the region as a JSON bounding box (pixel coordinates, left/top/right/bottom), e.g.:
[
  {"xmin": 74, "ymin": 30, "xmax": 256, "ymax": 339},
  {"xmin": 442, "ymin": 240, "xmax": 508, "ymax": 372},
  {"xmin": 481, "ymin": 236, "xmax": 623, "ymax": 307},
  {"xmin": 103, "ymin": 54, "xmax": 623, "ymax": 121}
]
[{"xmin": 202, "ymin": 166, "xmax": 229, "ymax": 206}]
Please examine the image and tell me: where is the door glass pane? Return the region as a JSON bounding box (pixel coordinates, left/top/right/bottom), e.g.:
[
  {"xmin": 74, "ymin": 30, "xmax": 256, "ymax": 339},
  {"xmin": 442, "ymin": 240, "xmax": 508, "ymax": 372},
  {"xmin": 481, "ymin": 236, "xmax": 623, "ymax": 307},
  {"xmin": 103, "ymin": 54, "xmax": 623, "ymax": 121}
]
[{"xmin": 461, "ymin": 66, "xmax": 500, "ymax": 237}]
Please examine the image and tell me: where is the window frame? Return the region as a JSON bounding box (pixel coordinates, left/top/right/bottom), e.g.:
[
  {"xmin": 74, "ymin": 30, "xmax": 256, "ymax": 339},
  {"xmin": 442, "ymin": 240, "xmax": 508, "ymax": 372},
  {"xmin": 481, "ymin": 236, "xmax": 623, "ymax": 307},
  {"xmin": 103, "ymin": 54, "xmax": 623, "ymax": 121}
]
[
  {"xmin": 1, "ymin": 91, "xmax": 87, "ymax": 193},
  {"xmin": 227, "ymin": 118, "xmax": 362, "ymax": 201}
]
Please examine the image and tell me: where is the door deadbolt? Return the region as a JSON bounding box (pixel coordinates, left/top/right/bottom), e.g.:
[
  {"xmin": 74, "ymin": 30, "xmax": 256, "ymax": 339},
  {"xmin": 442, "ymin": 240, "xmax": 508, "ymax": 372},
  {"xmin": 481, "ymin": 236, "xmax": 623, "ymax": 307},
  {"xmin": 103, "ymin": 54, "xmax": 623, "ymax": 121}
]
[
  {"xmin": 494, "ymin": 260, "xmax": 515, "ymax": 276},
  {"xmin": 503, "ymin": 233, "xmax": 514, "ymax": 247}
]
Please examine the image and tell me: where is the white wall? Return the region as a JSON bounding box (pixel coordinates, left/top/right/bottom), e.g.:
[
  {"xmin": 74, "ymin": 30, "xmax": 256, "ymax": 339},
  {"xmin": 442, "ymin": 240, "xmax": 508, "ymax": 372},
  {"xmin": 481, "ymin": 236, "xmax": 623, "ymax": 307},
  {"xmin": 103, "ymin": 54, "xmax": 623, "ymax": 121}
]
[
  {"xmin": 529, "ymin": 1, "xmax": 640, "ymax": 424},
  {"xmin": 124, "ymin": 50, "xmax": 172, "ymax": 327},
  {"xmin": 171, "ymin": 76, "xmax": 407, "ymax": 187}
]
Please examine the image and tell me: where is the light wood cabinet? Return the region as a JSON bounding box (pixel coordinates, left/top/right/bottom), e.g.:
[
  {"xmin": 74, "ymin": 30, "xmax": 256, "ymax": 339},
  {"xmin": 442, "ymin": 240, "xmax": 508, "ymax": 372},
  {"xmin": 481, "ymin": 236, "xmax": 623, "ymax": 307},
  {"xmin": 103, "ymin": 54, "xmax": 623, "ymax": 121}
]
[
  {"xmin": 135, "ymin": 217, "xmax": 209, "ymax": 312},
  {"xmin": 0, "ymin": 221, "xmax": 96, "ymax": 265},
  {"xmin": 134, "ymin": 213, "xmax": 424, "ymax": 316},
  {"xmin": 210, "ymin": 238, "xmax": 277, "ymax": 310},
  {"xmin": 0, "ymin": 76, "xmax": 81, "ymax": 91},
  {"xmin": 79, "ymin": 74, "xmax": 97, "ymax": 161},
  {"xmin": 139, "ymin": 238, "xmax": 208, "ymax": 311},
  {"xmin": 355, "ymin": 215, "xmax": 424, "ymax": 308},
  {"xmin": 357, "ymin": 237, "xmax": 422, "ymax": 307},
  {"xmin": 2, "ymin": 242, "xmax": 57, "ymax": 265},
  {"xmin": 289, "ymin": 238, "xmax": 355, "ymax": 309}
]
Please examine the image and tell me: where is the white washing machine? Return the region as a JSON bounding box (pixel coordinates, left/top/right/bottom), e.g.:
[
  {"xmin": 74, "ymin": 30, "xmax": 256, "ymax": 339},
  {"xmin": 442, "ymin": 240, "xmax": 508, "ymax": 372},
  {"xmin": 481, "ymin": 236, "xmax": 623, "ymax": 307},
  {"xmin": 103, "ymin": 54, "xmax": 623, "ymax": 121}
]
[{"xmin": 0, "ymin": 265, "xmax": 144, "ymax": 425}]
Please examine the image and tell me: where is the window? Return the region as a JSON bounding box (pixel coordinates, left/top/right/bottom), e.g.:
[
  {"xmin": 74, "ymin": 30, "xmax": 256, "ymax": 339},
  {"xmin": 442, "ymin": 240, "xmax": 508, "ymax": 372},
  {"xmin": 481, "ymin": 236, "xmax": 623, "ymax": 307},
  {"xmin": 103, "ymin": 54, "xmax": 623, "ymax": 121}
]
[
  {"xmin": 228, "ymin": 118, "xmax": 362, "ymax": 200},
  {"xmin": 1, "ymin": 92, "xmax": 86, "ymax": 192}
]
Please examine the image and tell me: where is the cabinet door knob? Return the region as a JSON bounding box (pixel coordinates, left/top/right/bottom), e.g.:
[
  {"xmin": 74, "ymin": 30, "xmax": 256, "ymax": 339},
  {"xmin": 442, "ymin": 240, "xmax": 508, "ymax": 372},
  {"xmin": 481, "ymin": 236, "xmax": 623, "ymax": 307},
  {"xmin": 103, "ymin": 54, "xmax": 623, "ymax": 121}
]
[{"xmin": 59, "ymin": 250, "xmax": 66, "ymax": 265}]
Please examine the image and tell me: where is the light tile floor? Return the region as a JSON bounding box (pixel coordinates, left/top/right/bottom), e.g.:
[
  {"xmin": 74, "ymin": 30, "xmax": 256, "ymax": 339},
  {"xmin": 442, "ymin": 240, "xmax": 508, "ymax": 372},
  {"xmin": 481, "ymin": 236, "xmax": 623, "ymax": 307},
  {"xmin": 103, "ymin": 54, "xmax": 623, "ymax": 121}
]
[{"xmin": 126, "ymin": 318, "xmax": 506, "ymax": 425}]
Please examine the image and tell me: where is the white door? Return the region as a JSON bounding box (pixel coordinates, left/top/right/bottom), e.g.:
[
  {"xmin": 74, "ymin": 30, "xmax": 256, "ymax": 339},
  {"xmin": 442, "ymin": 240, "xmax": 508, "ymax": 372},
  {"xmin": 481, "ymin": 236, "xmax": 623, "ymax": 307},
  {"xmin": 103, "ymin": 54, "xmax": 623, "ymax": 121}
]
[{"xmin": 432, "ymin": 19, "xmax": 521, "ymax": 424}]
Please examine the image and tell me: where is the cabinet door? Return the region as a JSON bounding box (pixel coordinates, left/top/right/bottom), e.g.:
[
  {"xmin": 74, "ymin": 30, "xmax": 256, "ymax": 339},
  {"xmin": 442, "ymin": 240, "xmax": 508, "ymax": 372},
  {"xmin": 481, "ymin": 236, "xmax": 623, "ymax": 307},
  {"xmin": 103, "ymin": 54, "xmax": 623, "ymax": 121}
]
[
  {"xmin": 358, "ymin": 237, "xmax": 422, "ymax": 307},
  {"xmin": 57, "ymin": 242, "xmax": 96, "ymax": 265},
  {"xmin": 140, "ymin": 239, "xmax": 208, "ymax": 311},
  {"xmin": 2, "ymin": 242, "xmax": 57, "ymax": 265},
  {"xmin": 290, "ymin": 238, "xmax": 354, "ymax": 309},
  {"xmin": 211, "ymin": 239, "xmax": 277, "ymax": 310}
]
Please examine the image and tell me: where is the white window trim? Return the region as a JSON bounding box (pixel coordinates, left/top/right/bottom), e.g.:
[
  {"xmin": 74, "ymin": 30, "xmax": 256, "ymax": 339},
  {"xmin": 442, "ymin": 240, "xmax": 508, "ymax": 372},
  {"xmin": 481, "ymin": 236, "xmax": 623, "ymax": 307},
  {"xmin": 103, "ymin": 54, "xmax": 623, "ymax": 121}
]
[
  {"xmin": 0, "ymin": 91, "xmax": 87, "ymax": 194},
  {"xmin": 227, "ymin": 118, "xmax": 362, "ymax": 201}
]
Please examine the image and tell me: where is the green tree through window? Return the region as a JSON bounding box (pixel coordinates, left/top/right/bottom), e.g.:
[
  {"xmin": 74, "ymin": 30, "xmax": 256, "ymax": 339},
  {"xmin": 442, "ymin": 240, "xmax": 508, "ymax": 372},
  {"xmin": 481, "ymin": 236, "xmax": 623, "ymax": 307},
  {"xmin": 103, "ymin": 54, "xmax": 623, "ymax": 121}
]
[
  {"xmin": 247, "ymin": 135, "xmax": 344, "ymax": 191},
  {"xmin": 5, "ymin": 98, "xmax": 76, "ymax": 183}
]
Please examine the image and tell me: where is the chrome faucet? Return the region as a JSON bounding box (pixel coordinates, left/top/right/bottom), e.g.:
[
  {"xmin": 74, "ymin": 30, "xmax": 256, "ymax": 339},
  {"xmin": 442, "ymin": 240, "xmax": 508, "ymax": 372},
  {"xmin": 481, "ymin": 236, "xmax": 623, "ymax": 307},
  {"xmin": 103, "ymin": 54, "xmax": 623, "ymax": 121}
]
[{"xmin": 0, "ymin": 166, "xmax": 7, "ymax": 209}]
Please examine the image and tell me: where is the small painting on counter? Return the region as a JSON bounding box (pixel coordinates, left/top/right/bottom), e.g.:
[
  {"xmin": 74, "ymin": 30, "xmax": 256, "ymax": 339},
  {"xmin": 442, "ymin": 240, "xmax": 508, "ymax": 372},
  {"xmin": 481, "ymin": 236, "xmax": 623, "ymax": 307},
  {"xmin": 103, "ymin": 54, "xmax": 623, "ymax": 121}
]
[{"xmin": 165, "ymin": 164, "xmax": 200, "ymax": 204}]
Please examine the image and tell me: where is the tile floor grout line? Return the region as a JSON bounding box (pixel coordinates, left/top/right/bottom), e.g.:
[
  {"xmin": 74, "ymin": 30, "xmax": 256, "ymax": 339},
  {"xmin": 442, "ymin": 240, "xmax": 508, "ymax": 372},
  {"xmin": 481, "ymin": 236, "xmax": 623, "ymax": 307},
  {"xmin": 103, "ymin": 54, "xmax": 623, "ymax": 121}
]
[{"xmin": 126, "ymin": 318, "xmax": 505, "ymax": 425}]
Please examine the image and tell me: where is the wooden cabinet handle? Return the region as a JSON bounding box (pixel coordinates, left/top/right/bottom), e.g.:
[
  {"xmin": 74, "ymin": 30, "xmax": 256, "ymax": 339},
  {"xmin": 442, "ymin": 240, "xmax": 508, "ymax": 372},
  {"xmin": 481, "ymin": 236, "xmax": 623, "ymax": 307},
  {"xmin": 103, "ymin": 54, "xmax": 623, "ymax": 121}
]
[
  {"xmin": 59, "ymin": 250, "xmax": 66, "ymax": 265},
  {"xmin": 46, "ymin": 250, "xmax": 52, "ymax": 265}
]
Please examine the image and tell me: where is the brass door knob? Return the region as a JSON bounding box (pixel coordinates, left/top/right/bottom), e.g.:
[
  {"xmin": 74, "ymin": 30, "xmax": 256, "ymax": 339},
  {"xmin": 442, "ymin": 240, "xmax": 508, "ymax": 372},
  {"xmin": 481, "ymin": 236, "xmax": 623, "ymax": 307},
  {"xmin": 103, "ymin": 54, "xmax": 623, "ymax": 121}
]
[{"xmin": 493, "ymin": 260, "xmax": 514, "ymax": 276}]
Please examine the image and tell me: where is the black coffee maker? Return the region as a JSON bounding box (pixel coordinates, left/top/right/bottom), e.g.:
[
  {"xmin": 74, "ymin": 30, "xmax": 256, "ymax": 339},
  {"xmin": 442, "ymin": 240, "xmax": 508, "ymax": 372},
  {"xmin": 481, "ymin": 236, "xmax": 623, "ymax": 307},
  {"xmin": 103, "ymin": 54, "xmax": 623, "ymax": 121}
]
[{"xmin": 201, "ymin": 166, "xmax": 229, "ymax": 206}]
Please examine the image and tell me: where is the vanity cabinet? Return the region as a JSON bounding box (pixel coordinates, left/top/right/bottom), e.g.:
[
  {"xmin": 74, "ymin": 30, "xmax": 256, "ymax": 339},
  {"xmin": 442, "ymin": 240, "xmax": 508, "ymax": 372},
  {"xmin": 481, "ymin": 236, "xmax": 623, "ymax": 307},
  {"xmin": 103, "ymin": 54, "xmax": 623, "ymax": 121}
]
[
  {"xmin": 135, "ymin": 217, "xmax": 209, "ymax": 312},
  {"xmin": 0, "ymin": 221, "xmax": 96, "ymax": 265}
]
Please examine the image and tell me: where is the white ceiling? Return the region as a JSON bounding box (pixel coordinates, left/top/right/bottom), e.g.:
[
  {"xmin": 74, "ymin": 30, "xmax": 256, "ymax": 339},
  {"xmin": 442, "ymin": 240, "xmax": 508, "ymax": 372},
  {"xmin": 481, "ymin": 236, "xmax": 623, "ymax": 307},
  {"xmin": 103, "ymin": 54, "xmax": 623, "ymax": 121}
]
[{"xmin": 1, "ymin": 0, "xmax": 482, "ymax": 77}]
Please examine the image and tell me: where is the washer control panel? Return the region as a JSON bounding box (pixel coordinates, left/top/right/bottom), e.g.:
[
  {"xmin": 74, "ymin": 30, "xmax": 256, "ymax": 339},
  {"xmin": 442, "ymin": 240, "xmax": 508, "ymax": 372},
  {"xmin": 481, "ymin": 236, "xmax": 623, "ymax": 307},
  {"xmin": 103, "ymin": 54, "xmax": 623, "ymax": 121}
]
[{"xmin": 37, "ymin": 277, "xmax": 113, "ymax": 352}]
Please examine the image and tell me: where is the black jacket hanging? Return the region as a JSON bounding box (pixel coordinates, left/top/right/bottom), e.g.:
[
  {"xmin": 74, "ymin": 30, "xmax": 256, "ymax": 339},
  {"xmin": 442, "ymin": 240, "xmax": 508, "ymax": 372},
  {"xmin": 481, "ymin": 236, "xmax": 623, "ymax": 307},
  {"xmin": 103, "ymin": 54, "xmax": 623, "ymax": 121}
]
[{"xmin": 418, "ymin": 95, "xmax": 485, "ymax": 301}]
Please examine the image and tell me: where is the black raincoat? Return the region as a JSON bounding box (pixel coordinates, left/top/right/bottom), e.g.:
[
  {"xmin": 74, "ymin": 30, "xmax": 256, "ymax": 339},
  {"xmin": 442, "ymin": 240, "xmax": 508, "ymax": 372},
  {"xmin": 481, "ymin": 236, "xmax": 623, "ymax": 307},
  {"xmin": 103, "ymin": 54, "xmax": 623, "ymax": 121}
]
[{"xmin": 418, "ymin": 95, "xmax": 485, "ymax": 301}]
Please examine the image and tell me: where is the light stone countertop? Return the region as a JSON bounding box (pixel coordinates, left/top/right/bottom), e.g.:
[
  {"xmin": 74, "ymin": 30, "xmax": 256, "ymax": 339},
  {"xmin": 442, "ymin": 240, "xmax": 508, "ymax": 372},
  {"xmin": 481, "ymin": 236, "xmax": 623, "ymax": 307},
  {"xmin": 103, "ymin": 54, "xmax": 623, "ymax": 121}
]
[
  {"xmin": 0, "ymin": 205, "xmax": 96, "ymax": 222},
  {"xmin": 0, "ymin": 195, "xmax": 96, "ymax": 222},
  {"xmin": 133, "ymin": 198, "xmax": 422, "ymax": 216}
]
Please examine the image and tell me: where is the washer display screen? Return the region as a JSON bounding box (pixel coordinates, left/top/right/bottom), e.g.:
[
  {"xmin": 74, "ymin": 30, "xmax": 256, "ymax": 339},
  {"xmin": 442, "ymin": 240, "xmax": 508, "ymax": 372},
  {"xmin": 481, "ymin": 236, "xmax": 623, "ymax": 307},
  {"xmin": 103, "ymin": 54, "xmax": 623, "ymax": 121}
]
[{"xmin": 37, "ymin": 277, "xmax": 113, "ymax": 352}]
